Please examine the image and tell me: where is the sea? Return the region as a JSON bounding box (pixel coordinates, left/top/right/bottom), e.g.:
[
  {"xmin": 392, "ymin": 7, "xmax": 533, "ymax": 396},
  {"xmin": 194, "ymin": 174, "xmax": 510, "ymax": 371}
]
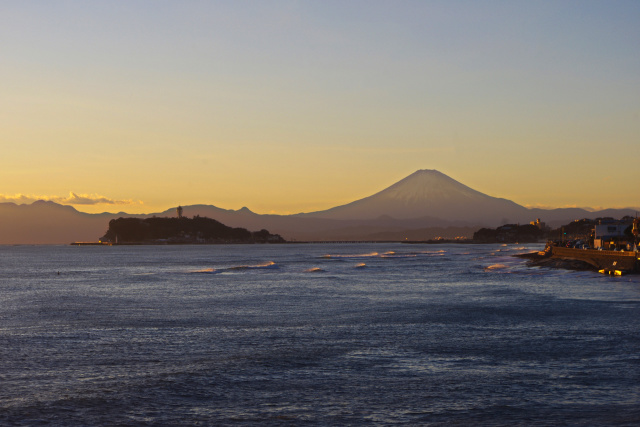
[{"xmin": 1, "ymin": 243, "xmax": 639, "ymax": 426}]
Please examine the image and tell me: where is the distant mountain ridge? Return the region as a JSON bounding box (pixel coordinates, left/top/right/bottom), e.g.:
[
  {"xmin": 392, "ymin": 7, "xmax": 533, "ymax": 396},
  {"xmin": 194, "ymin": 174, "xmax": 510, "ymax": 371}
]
[{"xmin": 1, "ymin": 170, "xmax": 637, "ymax": 244}]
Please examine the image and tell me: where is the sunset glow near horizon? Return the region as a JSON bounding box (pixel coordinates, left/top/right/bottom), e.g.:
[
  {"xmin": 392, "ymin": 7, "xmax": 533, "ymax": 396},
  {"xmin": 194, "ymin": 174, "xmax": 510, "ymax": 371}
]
[{"xmin": 2, "ymin": 1, "xmax": 639, "ymax": 215}]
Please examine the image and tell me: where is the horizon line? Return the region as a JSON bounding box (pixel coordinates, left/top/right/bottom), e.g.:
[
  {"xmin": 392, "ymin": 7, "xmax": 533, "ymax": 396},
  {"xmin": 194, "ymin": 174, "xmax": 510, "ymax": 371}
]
[{"xmin": 3, "ymin": 199, "xmax": 639, "ymax": 217}]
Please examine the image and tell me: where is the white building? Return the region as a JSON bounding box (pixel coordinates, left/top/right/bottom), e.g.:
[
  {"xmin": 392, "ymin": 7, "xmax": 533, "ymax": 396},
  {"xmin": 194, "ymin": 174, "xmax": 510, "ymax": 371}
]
[{"xmin": 593, "ymin": 223, "xmax": 628, "ymax": 249}]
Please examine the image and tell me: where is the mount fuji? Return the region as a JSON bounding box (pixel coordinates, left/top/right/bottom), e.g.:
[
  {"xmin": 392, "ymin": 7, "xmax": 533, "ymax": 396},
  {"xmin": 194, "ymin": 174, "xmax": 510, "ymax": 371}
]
[{"xmin": 299, "ymin": 169, "xmax": 530, "ymax": 224}]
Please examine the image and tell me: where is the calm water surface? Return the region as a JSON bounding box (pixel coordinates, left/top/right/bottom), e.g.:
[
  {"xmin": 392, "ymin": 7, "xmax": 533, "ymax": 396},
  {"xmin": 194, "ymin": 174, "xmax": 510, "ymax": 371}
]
[{"xmin": 1, "ymin": 243, "xmax": 639, "ymax": 425}]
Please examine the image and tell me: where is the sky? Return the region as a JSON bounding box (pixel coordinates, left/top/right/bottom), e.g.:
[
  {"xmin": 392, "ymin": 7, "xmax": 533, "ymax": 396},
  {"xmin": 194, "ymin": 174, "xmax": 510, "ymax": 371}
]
[{"xmin": 1, "ymin": 0, "xmax": 639, "ymax": 214}]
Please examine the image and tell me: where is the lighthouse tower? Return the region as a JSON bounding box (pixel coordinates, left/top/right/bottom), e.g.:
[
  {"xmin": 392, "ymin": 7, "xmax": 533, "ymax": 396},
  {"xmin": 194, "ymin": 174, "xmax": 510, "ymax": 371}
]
[{"xmin": 177, "ymin": 206, "xmax": 183, "ymax": 219}]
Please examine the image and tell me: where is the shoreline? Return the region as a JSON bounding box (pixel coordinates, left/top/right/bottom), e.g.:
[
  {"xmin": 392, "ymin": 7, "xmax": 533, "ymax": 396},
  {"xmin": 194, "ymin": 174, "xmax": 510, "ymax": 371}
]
[
  {"xmin": 70, "ymin": 239, "xmax": 478, "ymax": 246},
  {"xmin": 515, "ymin": 251, "xmax": 602, "ymax": 272}
]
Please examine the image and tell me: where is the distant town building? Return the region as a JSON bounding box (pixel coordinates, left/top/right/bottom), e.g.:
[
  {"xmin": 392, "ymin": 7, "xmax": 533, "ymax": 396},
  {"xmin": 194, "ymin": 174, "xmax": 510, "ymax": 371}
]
[
  {"xmin": 530, "ymin": 218, "xmax": 546, "ymax": 230},
  {"xmin": 593, "ymin": 221, "xmax": 631, "ymax": 249}
]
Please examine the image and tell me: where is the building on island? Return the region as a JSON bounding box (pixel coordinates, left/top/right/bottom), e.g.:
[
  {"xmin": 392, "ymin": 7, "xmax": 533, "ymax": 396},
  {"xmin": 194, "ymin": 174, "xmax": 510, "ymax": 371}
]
[{"xmin": 530, "ymin": 218, "xmax": 546, "ymax": 230}]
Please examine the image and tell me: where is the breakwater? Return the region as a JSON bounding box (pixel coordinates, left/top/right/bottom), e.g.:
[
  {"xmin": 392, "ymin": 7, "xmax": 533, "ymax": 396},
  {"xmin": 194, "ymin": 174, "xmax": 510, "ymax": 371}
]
[{"xmin": 551, "ymin": 246, "xmax": 639, "ymax": 272}]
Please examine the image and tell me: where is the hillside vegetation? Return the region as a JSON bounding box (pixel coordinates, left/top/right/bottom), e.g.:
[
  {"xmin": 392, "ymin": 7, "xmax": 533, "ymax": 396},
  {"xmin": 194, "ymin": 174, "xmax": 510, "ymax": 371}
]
[{"xmin": 101, "ymin": 216, "xmax": 285, "ymax": 244}]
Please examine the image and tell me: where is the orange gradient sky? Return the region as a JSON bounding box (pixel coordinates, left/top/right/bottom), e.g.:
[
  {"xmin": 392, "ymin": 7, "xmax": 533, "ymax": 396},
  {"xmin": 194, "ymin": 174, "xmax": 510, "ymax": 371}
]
[{"xmin": 1, "ymin": 1, "xmax": 639, "ymax": 214}]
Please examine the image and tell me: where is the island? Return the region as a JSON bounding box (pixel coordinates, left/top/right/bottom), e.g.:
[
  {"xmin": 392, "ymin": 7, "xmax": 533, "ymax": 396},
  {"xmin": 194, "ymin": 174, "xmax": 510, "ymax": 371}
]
[{"xmin": 98, "ymin": 216, "xmax": 286, "ymax": 244}]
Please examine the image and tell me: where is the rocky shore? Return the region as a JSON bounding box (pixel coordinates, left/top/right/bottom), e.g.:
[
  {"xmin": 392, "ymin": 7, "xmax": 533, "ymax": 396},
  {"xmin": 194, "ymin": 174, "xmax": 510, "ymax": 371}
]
[{"xmin": 514, "ymin": 252, "xmax": 596, "ymax": 271}]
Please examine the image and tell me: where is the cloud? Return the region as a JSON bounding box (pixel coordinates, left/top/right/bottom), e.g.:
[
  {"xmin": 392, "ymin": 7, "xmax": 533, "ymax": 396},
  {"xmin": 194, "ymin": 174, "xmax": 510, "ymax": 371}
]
[
  {"xmin": 524, "ymin": 203, "xmax": 639, "ymax": 212},
  {"xmin": 524, "ymin": 203, "xmax": 588, "ymax": 210},
  {"xmin": 0, "ymin": 192, "xmax": 142, "ymax": 206}
]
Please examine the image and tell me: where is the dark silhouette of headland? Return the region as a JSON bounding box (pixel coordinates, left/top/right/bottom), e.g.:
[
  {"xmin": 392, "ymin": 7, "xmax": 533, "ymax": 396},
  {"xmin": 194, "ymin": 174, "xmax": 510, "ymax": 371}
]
[{"xmin": 99, "ymin": 209, "xmax": 285, "ymax": 244}]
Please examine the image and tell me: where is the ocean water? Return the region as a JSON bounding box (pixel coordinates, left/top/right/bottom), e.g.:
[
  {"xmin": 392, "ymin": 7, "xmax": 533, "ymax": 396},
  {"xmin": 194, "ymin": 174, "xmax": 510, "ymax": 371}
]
[{"xmin": 1, "ymin": 243, "xmax": 639, "ymax": 426}]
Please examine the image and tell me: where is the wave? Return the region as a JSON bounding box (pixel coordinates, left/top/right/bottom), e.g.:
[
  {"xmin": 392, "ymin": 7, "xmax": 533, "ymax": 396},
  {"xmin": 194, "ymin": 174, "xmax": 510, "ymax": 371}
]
[
  {"xmin": 380, "ymin": 254, "xmax": 417, "ymax": 258},
  {"xmin": 191, "ymin": 261, "xmax": 277, "ymax": 274},
  {"xmin": 322, "ymin": 250, "xmax": 445, "ymax": 260},
  {"xmin": 322, "ymin": 252, "xmax": 379, "ymax": 259},
  {"xmin": 227, "ymin": 261, "xmax": 277, "ymax": 271},
  {"xmin": 495, "ymin": 247, "xmax": 527, "ymax": 253},
  {"xmin": 192, "ymin": 249, "xmax": 455, "ymax": 275},
  {"xmin": 484, "ymin": 264, "xmax": 508, "ymax": 271},
  {"xmin": 191, "ymin": 268, "xmax": 220, "ymax": 274},
  {"xmin": 410, "ymin": 250, "xmax": 447, "ymax": 255}
]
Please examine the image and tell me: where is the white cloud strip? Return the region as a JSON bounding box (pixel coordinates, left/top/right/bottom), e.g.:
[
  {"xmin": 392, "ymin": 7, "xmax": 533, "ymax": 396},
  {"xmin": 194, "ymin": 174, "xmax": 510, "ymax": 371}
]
[{"xmin": 0, "ymin": 192, "xmax": 142, "ymax": 206}]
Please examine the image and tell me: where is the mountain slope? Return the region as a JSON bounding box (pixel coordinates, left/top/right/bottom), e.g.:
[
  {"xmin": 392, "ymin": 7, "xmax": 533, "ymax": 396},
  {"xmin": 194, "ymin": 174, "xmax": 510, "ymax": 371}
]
[
  {"xmin": 0, "ymin": 201, "xmax": 111, "ymax": 244},
  {"xmin": 300, "ymin": 169, "xmax": 530, "ymax": 225}
]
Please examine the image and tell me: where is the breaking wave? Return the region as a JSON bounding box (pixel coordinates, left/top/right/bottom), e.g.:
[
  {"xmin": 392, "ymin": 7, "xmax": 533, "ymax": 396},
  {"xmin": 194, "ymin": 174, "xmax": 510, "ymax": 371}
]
[
  {"xmin": 405, "ymin": 250, "xmax": 447, "ymax": 256},
  {"xmin": 322, "ymin": 249, "xmax": 446, "ymax": 259},
  {"xmin": 192, "ymin": 268, "xmax": 220, "ymax": 274},
  {"xmin": 380, "ymin": 253, "xmax": 417, "ymax": 258},
  {"xmin": 485, "ymin": 264, "xmax": 508, "ymax": 271},
  {"xmin": 191, "ymin": 262, "xmax": 277, "ymax": 274},
  {"xmin": 322, "ymin": 252, "xmax": 379, "ymax": 259},
  {"xmin": 227, "ymin": 261, "xmax": 278, "ymax": 271},
  {"xmin": 305, "ymin": 267, "xmax": 324, "ymax": 273}
]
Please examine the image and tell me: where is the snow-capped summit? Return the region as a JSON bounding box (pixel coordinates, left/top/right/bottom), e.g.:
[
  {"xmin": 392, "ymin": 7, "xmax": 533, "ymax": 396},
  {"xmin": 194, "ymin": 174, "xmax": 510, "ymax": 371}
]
[
  {"xmin": 376, "ymin": 169, "xmax": 490, "ymax": 203},
  {"xmin": 301, "ymin": 169, "xmax": 529, "ymax": 224}
]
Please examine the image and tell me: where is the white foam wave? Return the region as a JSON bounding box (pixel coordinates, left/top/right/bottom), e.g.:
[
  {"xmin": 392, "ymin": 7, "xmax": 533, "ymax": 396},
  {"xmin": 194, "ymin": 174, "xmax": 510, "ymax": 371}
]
[
  {"xmin": 304, "ymin": 267, "xmax": 324, "ymax": 273},
  {"xmin": 228, "ymin": 261, "xmax": 277, "ymax": 271},
  {"xmin": 380, "ymin": 254, "xmax": 417, "ymax": 258},
  {"xmin": 192, "ymin": 261, "xmax": 277, "ymax": 273},
  {"xmin": 191, "ymin": 268, "xmax": 219, "ymax": 274},
  {"xmin": 322, "ymin": 252, "xmax": 379, "ymax": 259}
]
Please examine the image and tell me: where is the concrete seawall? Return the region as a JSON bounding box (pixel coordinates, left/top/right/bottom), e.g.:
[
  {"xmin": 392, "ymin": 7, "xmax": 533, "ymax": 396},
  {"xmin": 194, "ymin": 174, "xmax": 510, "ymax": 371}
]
[{"xmin": 551, "ymin": 247, "xmax": 639, "ymax": 272}]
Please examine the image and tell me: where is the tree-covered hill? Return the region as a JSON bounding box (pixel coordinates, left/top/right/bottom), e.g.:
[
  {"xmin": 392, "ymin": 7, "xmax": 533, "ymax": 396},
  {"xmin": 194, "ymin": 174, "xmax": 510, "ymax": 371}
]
[
  {"xmin": 472, "ymin": 224, "xmax": 544, "ymax": 243},
  {"xmin": 101, "ymin": 216, "xmax": 285, "ymax": 244}
]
